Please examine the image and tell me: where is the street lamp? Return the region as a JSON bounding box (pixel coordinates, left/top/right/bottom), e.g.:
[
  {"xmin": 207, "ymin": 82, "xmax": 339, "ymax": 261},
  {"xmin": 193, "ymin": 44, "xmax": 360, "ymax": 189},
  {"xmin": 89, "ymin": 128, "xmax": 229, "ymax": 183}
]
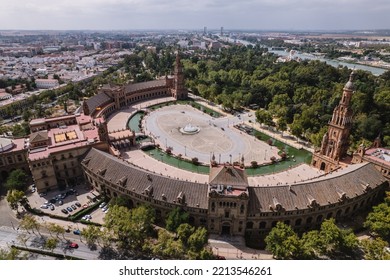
[{"xmin": 184, "ymin": 145, "xmax": 187, "ymax": 156}]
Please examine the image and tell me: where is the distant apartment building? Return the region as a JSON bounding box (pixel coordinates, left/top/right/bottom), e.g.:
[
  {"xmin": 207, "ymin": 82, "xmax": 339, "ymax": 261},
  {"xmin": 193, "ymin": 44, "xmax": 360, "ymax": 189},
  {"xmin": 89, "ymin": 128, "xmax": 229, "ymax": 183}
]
[{"xmin": 35, "ymin": 79, "xmax": 59, "ymax": 89}]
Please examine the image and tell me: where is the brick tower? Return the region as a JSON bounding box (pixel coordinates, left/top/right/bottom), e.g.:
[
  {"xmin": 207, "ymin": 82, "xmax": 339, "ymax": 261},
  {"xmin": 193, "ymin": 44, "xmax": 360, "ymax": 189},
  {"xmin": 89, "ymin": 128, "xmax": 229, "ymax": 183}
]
[
  {"xmin": 311, "ymin": 71, "xmax": 355, "ymax": 172},
  {"xmin": 171, "ymin": 53, "xmax": 188, "ymax": 100}
]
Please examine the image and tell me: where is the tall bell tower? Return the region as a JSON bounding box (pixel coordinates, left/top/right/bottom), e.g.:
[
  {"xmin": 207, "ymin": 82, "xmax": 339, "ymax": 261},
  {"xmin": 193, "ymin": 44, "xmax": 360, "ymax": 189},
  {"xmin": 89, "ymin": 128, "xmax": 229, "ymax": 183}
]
[
  {"xmin": 311, "ymin": 71, "xmax": 356, "ymax": 172},
  {"xmin": 171, "ymin": 52, "xmax": 188, "ymax": 100}
]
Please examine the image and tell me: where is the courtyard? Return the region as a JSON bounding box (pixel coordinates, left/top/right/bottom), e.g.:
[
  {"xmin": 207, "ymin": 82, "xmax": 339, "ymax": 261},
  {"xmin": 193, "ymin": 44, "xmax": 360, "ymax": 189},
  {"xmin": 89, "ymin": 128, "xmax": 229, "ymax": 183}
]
[{"xmin": 144, "ymin": 104, "xmax": 279, "ymax": 165}]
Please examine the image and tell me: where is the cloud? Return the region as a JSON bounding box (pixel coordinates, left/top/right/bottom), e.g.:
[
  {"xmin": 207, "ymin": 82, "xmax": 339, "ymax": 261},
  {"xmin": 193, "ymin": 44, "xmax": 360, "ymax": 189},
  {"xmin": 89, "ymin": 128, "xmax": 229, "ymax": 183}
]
[{"xmin": 0, "ymin": 0, "xmax": 389, "ymax": 30}]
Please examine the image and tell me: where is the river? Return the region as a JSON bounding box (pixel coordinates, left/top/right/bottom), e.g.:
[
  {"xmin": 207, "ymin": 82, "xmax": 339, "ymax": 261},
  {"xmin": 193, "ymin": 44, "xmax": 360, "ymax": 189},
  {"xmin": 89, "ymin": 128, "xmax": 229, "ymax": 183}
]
[
  {"xmin": 269, "ymin": 49, "xmax": 387, "ymax": 76},
  {"xmin": 225, "ymin": 37, "xmax": 387, "ymax": 76}
]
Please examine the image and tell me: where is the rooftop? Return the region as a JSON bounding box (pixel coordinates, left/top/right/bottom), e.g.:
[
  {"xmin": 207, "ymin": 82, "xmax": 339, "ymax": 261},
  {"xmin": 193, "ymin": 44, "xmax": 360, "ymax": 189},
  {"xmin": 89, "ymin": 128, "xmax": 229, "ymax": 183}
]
[
  {"xmin": 28, "ymin": 114, "xmax": 101, "ymax": 161},
  {"xmin": 365, "ymin": 147, "xmax": 390, "ymax": 166},
  {"xmin": 125, "ymin": 79, "xmax": 167, "ymax": 94},
  {"xmin": 82, "ymin": 148, "xmax": 209, "ymax": 209},
  {"xmin": 209, "ymin": 165, "xmax": 248, "ymax": 189},
  {"xmin": 0, "ymin": 137, "xmax": 26, "ymax": 153}
]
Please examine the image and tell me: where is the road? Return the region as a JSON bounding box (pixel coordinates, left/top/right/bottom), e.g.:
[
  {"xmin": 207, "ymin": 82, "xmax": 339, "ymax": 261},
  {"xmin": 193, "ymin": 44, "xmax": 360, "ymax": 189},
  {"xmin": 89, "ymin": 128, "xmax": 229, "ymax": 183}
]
[{"xmin": 0, "ymin": 225, "xmax": 100, "ymax": 260}]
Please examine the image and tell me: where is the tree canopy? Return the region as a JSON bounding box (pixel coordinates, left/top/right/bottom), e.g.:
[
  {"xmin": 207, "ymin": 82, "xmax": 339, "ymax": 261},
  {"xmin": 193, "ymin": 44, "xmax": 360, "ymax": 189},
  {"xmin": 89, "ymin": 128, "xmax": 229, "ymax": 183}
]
[
  {"xmin": 265, "ymin": 219, "xmax": 359, "ymax": 260},
  {"xmin": 5, "ymin": 169, "xmax": 28, "ymax": 191},
  {"xmin": 364, "ymin": 192, "xmax": 390, "ymax": 241}
]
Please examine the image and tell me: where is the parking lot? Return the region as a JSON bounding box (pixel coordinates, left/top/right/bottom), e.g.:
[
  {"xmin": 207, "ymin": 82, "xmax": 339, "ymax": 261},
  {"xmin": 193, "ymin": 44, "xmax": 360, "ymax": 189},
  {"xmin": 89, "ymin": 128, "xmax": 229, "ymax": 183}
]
[{"xmin": 26, "ymin": 184, "xmax": 103, "ymax": 222}]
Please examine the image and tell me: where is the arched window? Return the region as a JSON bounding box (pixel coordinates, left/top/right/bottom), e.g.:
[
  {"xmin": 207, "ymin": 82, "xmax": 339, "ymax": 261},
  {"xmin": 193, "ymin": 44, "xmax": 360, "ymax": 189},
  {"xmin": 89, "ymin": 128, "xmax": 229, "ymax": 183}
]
[
  {"xmin": 295, "ymin": 219, "xmax": 302, "ymax": 226},
  {"xmin": 259, "ymin": 222, "xmax": 267, "ymax": 229},
  {"xmin": 326, "ymin": 212, "xmax": 333, "ymax": 219},
  {"xmin": 306, "ymin": 217, "xmax": 313, "ymax": 224},
  {"xmin": 316, "ymin": 215, "xmax": 323, "ymax": 223}
]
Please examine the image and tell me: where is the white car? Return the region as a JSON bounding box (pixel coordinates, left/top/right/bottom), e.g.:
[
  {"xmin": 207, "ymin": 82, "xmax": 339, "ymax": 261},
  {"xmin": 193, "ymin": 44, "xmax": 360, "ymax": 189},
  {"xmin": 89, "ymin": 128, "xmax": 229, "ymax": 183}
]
[
  {"xmin": 99, "ymin": 202, "xmax": 107, "ymax": 208},
  {"xmin": 40, "ymin": 205, "xmax": 48, "ymax": 209}
]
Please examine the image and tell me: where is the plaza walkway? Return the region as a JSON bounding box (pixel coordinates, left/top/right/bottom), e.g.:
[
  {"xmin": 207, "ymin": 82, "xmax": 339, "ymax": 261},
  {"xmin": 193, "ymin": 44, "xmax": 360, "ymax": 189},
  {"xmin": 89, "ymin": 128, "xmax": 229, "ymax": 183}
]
[
  {"xmin": 209, "ymin": 235, "xmax": 273, "ymax": 260},
  {"xmin": 106, "ymin": 97, "xmax": 175, "ymax": 132}
]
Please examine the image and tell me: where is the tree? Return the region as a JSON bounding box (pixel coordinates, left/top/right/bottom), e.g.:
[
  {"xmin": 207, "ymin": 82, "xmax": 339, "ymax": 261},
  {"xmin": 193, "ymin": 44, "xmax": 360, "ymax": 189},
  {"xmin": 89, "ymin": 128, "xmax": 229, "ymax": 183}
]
[
  {"xmin": 46, "ymin": 223, "xmax": 65, "ymax": 239},
  {"xmin": 104, "ymin": 204, "xmax": 155, "ymax": 251},
  {"xmin": 0, "ymin": 247, "xmax": 25, "ymax": 260},
  {"xmin": 45, "ymin": 238, "xmax": 58, "ymax": 252},
  {"xmin": 128, "ymin": 205, "xmax": 155, "ymax": 248},
  {"xmin": 166, "ymin": 207, "xmax": 189, "ymax": 232},
  {"xmin": 19, "ymin": 215, "xmax": 41, "ymax": 236},
  {"xmin": 364, "ymin": 200, "xmax": 390, "ymax": 240},
  {"xmin": 256, "ymin": 109, "xmax": 273, "ymax": 127},
  {"xmin": 360, "ymin": 238, "xmax": 390, "ymax": 260},
  {"xmin": 177, "ymin": 223, "xmax": 195, "ymax": 247},
  {"xmin": 152, "ymin": 230, "xmax": 184, "ymax": 259},
  {"xmin": 301, "ymin": 219, "xmax": 358, "ymax": 259},
  {"xmin": 6, "ymin": 189, "xmax": 25, "ymax": 210},
  {"xmin": 109, "ymin": 195, "xmax": 134, "ymax": 209},
  {"xmin": 81, "ymin": 225, "xmax": 102, "ymax": 247},
  {"xmin": 5, "ymin": 169, "xmax": 28, "ymax": 191},
  {"xmin": 188, "ymin": 227, "xmax": 208, "ymax": 253},
  {"xmin": 104, "ymin": 205, "xmax": 133, "ymax": 248},
  {"xmin": 265, "ymin": 222, "xmax": 303, "ymax": 260},
  {"xmin": 276, "ymin": 117, "xmax": 288, "ymax": 135},
  {"xmin": 17, "ymin": 233, "xmax": 30, "ymax": 248}
]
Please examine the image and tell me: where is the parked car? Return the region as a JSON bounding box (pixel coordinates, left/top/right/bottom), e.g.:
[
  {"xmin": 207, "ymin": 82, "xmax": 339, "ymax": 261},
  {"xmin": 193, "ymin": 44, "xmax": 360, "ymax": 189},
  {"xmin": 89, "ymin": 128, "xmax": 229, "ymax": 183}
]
[
  {"xmin": 81, "ymin": 215, "xmax": 92, "ymax": 221},
  {"xmin": 99, "ymin": 202, "xmax": 107, "ymax": 208},
  {"xmin": 40, "ymin": 205, "xmax": 48, "ymax": 209},
  {"xmin": 61, "ymin": 209, "xmax": 68, "ymax": 214},
  {"xmin": 102, "ymin": 206, "xmax": 108, "ymax": 212},
  {"xmin": 49, "ymin": 198, "xmax": 56, "ymax": 204},
  {"xmin": 50, "ymin": 205, "xmax": 55, "ymax": 211},
  {"xmin": 39, "ymin": 192, "xmax": 47, "ymax": 197},
  {"xmin": 73, "ymin": 229, "xmax": 81, "ymax": 235},
  {"xmin": 75, "ymin": 202, "xmax": 81, "ymax": 207},
  {"xmin": 69, "ymin": 242, "xmax": 78, "ymax": 248},
  {"xmin": 66, "ymin": 207, "xmax": 73, "ymax": 212},
  {"xmin": 58, "ymin": 200, "xmax": 63, "ymax": 206},
  {"xmin": 71, "ymin": 204, "xmax": 77, "ymax": 210}
]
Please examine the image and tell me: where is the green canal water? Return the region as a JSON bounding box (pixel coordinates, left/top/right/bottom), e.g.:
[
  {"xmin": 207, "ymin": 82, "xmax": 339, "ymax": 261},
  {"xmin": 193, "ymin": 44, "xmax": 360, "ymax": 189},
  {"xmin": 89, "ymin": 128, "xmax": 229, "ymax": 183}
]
[{"xmin": 127, "ymin": 111, "xmax": 145, "ymax": 132}]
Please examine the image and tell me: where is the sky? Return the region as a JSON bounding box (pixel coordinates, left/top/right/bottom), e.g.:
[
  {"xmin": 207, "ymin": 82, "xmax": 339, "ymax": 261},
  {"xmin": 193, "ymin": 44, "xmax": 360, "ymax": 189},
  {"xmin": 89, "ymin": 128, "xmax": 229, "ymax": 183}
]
[{"xmin": 0, "ymin": 0, "xmax": 389, "ymax": 31}]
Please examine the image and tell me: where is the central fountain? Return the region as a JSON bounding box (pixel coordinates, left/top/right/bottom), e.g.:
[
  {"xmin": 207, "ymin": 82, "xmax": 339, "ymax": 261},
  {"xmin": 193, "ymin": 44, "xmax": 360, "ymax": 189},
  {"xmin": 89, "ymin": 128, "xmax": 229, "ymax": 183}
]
[{"xmin": 179, "ymin": 123, "xmax": 200, "ymax": 135}]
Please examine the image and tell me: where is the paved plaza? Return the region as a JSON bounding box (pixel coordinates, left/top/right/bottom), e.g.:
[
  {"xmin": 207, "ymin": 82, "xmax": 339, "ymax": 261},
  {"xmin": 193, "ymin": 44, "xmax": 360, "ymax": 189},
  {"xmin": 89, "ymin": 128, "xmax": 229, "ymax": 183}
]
[{"xmin": 144, "ymin": 104, "xmax": 279, "ymax": 165}]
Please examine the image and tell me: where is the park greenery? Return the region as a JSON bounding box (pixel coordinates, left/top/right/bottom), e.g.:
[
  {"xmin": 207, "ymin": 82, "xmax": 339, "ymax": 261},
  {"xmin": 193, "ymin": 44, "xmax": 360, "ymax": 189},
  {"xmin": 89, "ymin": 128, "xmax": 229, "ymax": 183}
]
[
  {"xmin": 264, "ymin": 194, "xmax": 390, "ymax": 260},
  {"xmin": 174, "ymin": 45, "xmax": 390, "ymax": 148},
  {"xmin": 77, "ymin": 205, "xmax": 212, "ymax": 260},
  {"xmin": 364, "ymin": 191, "xmax": 390, "ymax": 241}
]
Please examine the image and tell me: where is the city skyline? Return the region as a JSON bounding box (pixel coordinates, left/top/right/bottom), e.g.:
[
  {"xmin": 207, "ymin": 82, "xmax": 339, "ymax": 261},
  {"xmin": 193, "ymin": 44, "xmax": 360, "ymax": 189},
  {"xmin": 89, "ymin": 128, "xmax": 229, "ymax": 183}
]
[{"xmin": 1, "ymin": 0, "xmax": 389, "ymax": 31}]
